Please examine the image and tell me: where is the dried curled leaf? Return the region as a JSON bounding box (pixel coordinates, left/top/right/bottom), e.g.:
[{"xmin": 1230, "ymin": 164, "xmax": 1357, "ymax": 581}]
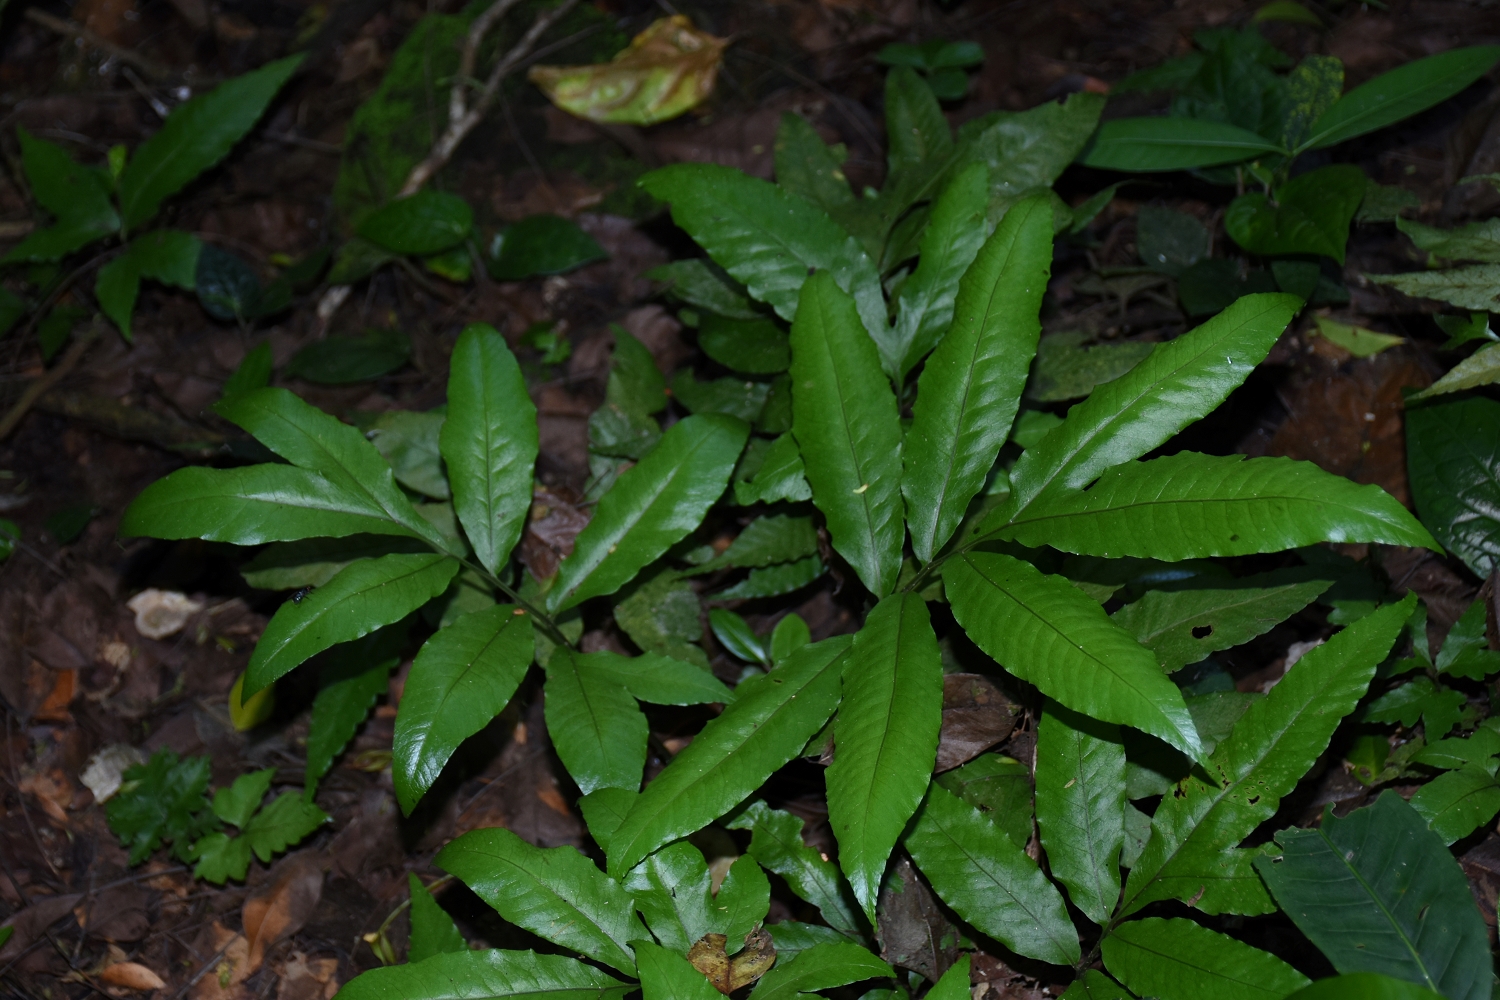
[
  {"xmin": 528, "ymin": 16, "xmax": 727, "ymax": 126},
  {"xmin": 687, "ymin": 929, "xmax": 777, "ymax": 994}
]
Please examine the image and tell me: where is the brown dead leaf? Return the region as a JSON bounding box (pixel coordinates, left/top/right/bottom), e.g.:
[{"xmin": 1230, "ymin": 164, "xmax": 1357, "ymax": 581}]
[
  {"xmin": 99, "ymin": 961, "xmax": 167, "ymax": 991},
  {"xmin": 0, "ymin": 894, "xmax": 83, "ymax": 961},
  {"xmin": 191, "ymin": 923, "xmax": 250, "ymax": 1000},
  {"xmin": 277, "ymin": 952, "xmax": 340, "ymax": 1000},
  {"xmin": 687, "ymin": 929, "xmax": 776, "ymax": 994},
  {"xmin": 20, "ymin": 767, "xmax": 74, "ymax": 826},
  {"xmin": 33, "ymin": 668, "xmax": 76, "ymax": 723},
  {"xmin": 242, "ymin": 852, "xmax": 325, "ymax": 970},
  {"xmin": 876, "ymin": 856, "xmax": 959, "ymax": 981},
  {"xmin": 522, "ymin": 488, "xmax": 590, "ymax": 580},
  {"xmin": 935, "ymin": 674, "xmax": 1021, "ymax": 772}
]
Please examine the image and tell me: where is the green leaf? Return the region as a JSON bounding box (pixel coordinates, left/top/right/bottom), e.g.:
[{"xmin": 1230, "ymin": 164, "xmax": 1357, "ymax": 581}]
[
  {"xmin": 549, "ymin": 414, "xmax": 748, "ymax": 611},
  {"xmin": 1112, "ymin": 570, "xmax": 1332, "ymax": 673},
  {"xmin": 1406, "ymin": 394, "xmax": 1500, "ymax": 577},
  {"xmin": 727, "ymin": 801, "xmax": 864, "ymax": 938},
  {"xmin": 546, "ymin": 648, "xmax": 649, "ymax": 794},
  {"xmin": 774, "ymin": 113, "xmax": 856, "ymax": 223},
  {"xmin": 306, "ymin": 627, "xmax": 402, "ymax": 793},
  {"xmin": 1364, "ymin": 676, "xmax": 1466, "ymax": 740},
  {"xmin": 94, "ymin": 230, "xmax": 203, "ymax": 338},
  {"xmin": 242, "ymin": 793, "xmax": 328, "ymax": 861},
  {"xmin": 334, "ymin": 949, "xmax": 631, "ymax": 1000},
  {"xmin": 578, "ymin": 650, "xmax": 732, "ymax": 706},
  {"xmin": 439, "ymin": 827, "xmax": 646, "ymax": 975},
  {"xmin": 1283, "ymin": 975, "xmax": 1447, "ymax": 1000},
  {"xmin": 188, "ymin": 832, "xmax": 252, "ymax": 883},
  {"xmin": 1398, "ymin": 216, "xmax": 1500, "ymax": 264},
  {"xmin": 224, "ymin": 341, "xmax": 272, "ymax": 398},
  {"xmin": 1366, "ymin": 263, "xmax": 1500, "ymax": 311},
  {"xmin": 606, "ymin": 636, "xmax": 850, "ymax": 877},
  {"xmin": 118, "ymin": 55, "xmax": 304, "ymax": 229},
  {"xmin": 770, "ymin": 615, "xmax": 811, "ymax": 664},
  {"xmin": 764, "ymin": 922, "xmax": 852, "ymax": 963},
  {"xmin": 790, "ymin": 272, "xmax": 904, "ymax": 597},
  {"xmin": 1257, "ymin": 792, "xmax": 1490, "ymax": 1000},
  {"xmin": 997, "ymin": 294, "xmax": 1303, "ymax": 523},
  {"xmin": 646, "ymin": 259, "xmax": 762, "ymax": 320},
  {"xmin": 490, "ymin": 215, "xmax": 607, "ymax": 280},
  {"xmin": 749, "ymin": 943, "xmax": 892, "ymax": 1000},
  {"xmin": 368, "ymin": 411, "xmax": 448, "ymax": 499},
  {"xmin": 886, "ymin": 67, "xmax": 953, "ymax": 181},
  {"xmin": 1225, "ymin": 166, "xmax": 1366, "ymax": 263},
  {"xmin": 245, "ymin": 552, "xmax": 460, "ymax": 694},
  {"xmin": 1409, "ymin": 764, "xmax": 1500, "ymax": 845},
  {"xmin": 1416, "ymin": 341, "xmax": 1500, "ymax": 398},
  {"xmin": 1026, "ymin": 332, "xmax": 1154, "ymax": 404},
  {"xmin": 932, "ymin": 754, "xmax": 1032, "ymax": 849},
  {"xmin": 196, "ymin": 244, "xmax": 262, "ymax": 321},
  {"xmin": 212, "ymin": 768, "xmax": 275, "ymax": 828},
  {"xmin": 638, "ymin": 164, "xmax": 887, "ymax": 350},
  {"xmin": 1121, "ymin": 594, "xmax": 1413, "ymax": 918},
  {"xmin": 1435, "ymin": 597, "xmax": 1500, "ymax": 680},
  {"xmin": 625, "ymin": 841, "xmax": 715, "ymax": 952},
  {"xmin": 15, "ymin": 127, "xmax": 118, "ymax": 232},
  {"xmin": 284, "ymin": 328, "xmax": 411, "ymax": 384},
  {"xmin": 1301, "ymin": 46, "xmax": 1500, "ymax": 151},
  {"xmin": 1034, "ymin": 704, "xmax": 1125, "ymax": 925},
  {"xmin": 580, "ymin": 788, "xmax": 636, "ymax": 853},
  {"xmin": 826, "ymin": 594, "xmax": 942, "ymax": 920},
  {"xmin": 715, "ymin": 855, "xmax": 771, "ymax": 944},
  {"xmin": 710, "ymin": 609, "xmax": 769, "ymax": 665},
  {"xmin": 240, "ymin": 536, "xmax": 430, "ymax": 590},
  {"xmin": 607, "ymin": 327, "xmax": 667, "ymax": 417},
  {"xmin": 950, "ymin": 91, "xmax": 1104, "ymax": 223},
  {"xmin": 903, "ymin": 193, "xmax": 1052, "ymax": 563},
  {"xmin": 394, "ymin": 605, "xmax": 534, "ymax": 813},
  {"xmin": 107, "ymin": 750, "xmax": 218, "ymax": 865},
  {"xmin": 1058, "ymin": 971, "xmax": 1130, "ymax": 1000},
  {"xmin": 1006, "ymin": 453, "xmax": 1436, "ymax": 560},
  {"xmin": 1102, "ymin": 917, "xmax": 1310, "ymax": 1000},
  {"xmin": 442, "ymin": 324, "xmax": 538, "ymax": 575},
  {"xmin": 1280, "ymin": 55, "xmax": 1344, "ymax": 150},
  {"xmin": 690, "ymin": 515, "xmax": 818, "ymax": 576},
  {"xmin": 635, "ymin": 940, "xmax": 722, "ymax": 1000},
  {"xmin": 904, "ymin": 782, "xmax": 1078, "ymax": 966},
  {"xmin": 717, "ymin": 554, "xmax": 825, "ymax": 600},
  {"xmin": 671, "ymin": 371, "xmax": 770, "ymax": 423},
  {"xmin": 1413, "ymin": 720, "xmax": 1500, "ymax": 770},
  {"xmin": 613, "ymin": 569, "xmax": 707, "ymax": 668},
  {"xmin": 734, "ymin": 433, "xmax": 811, "ymax": 506},
  {"xmin": 357, "ymin": 191, "xmax": 472, "ymax": 255},
  {"xmin": 409, "ymin": 873, "xmax": 467, "ymax": 963},
  {"xmin": 1078, "ymin": 117, "xmax": 1285, "ymax": 172},
  {"xmin": 945, "ymin": 549, "xmax": 1204, "ymax": 762},
  {"xmin": 5, "ymin": 216, "xmax": 116, "ymax": 264},
  {"xmin": 1137, "ymin": 206, "xmax": 1210, "ymax": 276},
  {"xmin": 698, "ymin": 315, "xmax": 790, "ymax": 375}
]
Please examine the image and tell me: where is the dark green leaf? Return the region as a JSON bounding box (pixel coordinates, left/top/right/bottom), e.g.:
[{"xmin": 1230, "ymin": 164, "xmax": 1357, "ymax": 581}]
[
  {"xmin": 716, "ymin": 557, "xmax": 824, "ymax": 600},
  {"xmin": 1283, "ymin": 974, "xmax": 1446, "ymax": 1000},
  {"xmin": 1363, "ymin": 676, "xmax": 1466, "ymax": 740},
  {"xmin": 242, "ymin": 793, "xmax": 327, "ymax": 861},
  {"xmin": 107, "ymin": 750, "xmax": 218, "ymax": 864},
  {"xmin": 715, "ymin": 855, "xmax": 771, "ymax": 945},
  {"xmin": 1102, "ymin": 917, "xmax": 1310, "ymax": 1000},
  {"xmin": 577, "ymin": 651, "xmax": 732, "ymax": 706},
  {"xmin": 1035, "ymin": 704, "xmax": 1125, "ymax": 925},
  {"xmin": 885, "ymin": 66, "xmax": 953, "ymax": 202},
  {"xmin": 490, "ymin": 215, "xmax": 607, "ymax": 280},
  {"xmin": 728, "ymin": 801, "xmax": 865, "ymax": 937},
  {"xmin": 671, "ymin": 371, "xmax": 769, "ymax": 423},
  {"xmin": 1224, "ymin": 165, "xmax": 1366, "ymax": 263},
  {"xmin": 1078, "ymin": 117, "xmax": 1285, "ymax": 172},
  {"xmin": 306, "ymin": 628, "xmax": 401, "ymax": 792},
  {"xmin": 932, "ymin": 754, "xmax": 1032, "ymax": 848},
  {"xmin": 196, "ymin": 244, "xmax": 262, "ymax": 321},
  {"xmin": 774, "ymin": 112, "xmax": 858, "ymax": 226},
  {"xmin": 284, "ymin": 328, "xmax": 412, "ymax": 384},
  {"xmin": 710, "ymin": 609, "xmax": 768, "ymax": 665},
  {"xmin": 546, "ymin": 648, "xmax": 649, "ymax": 794},
  {"xmin": 748, "ymin": 942, "xmax": 892, "ymax": 1000},
  {"xmin": 1257, "ymin": 792, "xmax": 1490, "ymax": 1000},
  {"xmin": 1137, "ymin": 206, "xmax": 1210, "ymax": 276},
  {"xmin": 44, "ymin": 503, "xmax": 94, "ymax": 544},
  {"xmin": 1397, "ymin": 217, "xmax": 1500, "ymax": 264},
  {"xmin": 613, "ymin": 569, "xmax": 708, "ymax": 668},
  {"xmin": 1025, "ymin": 331, "xmax": 1153, "ymax": 404},
  {"xmin": 1406, "ymin": 394, "xmax": 1500, "ymax": 577},
  {"xmin": 224, "ymin": 341, "xmax": 273, "ymax": 398},
  {"xmin": 698, "ymin": 315, "xmax": 790, "ymax": 375},
  {"xmin": 1280, "ymin": 55, "xmax": 1344, "ymax": 151},
  {"xmin": 357, "ymin": 190, "xmax": 473, "ymax": 255},
  {"xmin": 14, "ymin": 127, "xmax": 118, "ymax": 232},
  {"xmin": 409, "ymin": 872, "xmax": 467, "ymax": 963},
  {"xmin": 764, "ymin": 922, "xmax": 853, "ymax": 963},
  {"xmin": 1435, "ymin": 597, "xmax": 1500, "ymax": 680},
  {"xmin": 368, "ymin": 410, "xmax": 448, "ymax": 499},
  {"xmin": 211, "ymin": 768, "xmax": 274, "ymax": 828},
  {"xmin": 188, "ymin": 832, "xmax": 252, "ymax": 883},
  {"xmin": 1058, "ymin": 970, "xmax": 1130, "ymax": 1000},
  {"xmin": 734, "ymin": 434, "xmax": 811, "ymax": 505},
  {"xmin": 635, "ymin": 940, "xmax": 721, "ymax": 1000},
  {"xmin": 646, "ymin": 260, "xmax": 762, "ymax": 320},
  {"xmin": 1408, "ymin": 764, "xmax": 1500, "ymax": 845},
  {"xmin": 334, "ymin": 949, "xmax": 631, "ymax": 1000},
  {"xmin": 580, "ymin": 788, "xmax": 636, "ymax": 853},
  {"xmin": 1365, "ymin": 264, "xmax": 1500, "ymax": 311},
  {"xmin": 690, "ymin": 515, "xmax": 818, "ymax": 575},
  {"xmin": 625, "ymin": 842, "xmax": 715, "ymax": 953},
  {"xmin": 240, "ymin": 536, "xmax": 430, "ymax": 590},
  {"xmin": 949, "ymin": 92, "xmax": 1104, "ymax": 222}
]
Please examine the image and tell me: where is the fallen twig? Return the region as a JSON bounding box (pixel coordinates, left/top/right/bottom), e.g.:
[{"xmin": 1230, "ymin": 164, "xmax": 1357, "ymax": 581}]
[
  {"xmin": 0, "ymin": 321, "xmax": 98, "ymax": 442},
  {"xmin": 24, "ymin": 8, "xmax": 172, "ymax": 81}
]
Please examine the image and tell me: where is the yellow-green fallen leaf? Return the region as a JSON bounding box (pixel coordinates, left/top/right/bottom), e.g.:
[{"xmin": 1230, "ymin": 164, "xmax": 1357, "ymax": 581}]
[
  {"xmin": 229, "ymin": 671, "xmax": 274, "ymax": 730},
  {"xmin": 528, "ymin": 15, "xmax": 727, "ymax": 126},
  {"xmin": 1314, "ymin": 316, "xmax": 1403, "ymax": 357},
  {"xmin": 1419, "ymin": 341, "xmax": 1500, "ymax": 397}
]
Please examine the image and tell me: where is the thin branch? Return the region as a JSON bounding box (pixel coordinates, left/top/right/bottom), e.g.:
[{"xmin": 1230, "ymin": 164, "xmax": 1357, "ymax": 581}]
[
  {"xmin": 0, "ymin": 321, "xmax": 98, "ymax": 442},
  {"xmin": 23, "ymin": 8, "xmax": 172, "ymax": 81}
]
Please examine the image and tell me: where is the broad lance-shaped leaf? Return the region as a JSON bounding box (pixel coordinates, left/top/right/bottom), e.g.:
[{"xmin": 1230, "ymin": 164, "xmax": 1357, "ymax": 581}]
[
  {"xmin": 1101, "ymin": 917, "xmax": 1310, "ymax": 1000},
  {"xmin": 626, "ymin": 842, "xmax": 716, "ymax": 953},
  {"xmin": 305, "ymin": 627, "xmax": 403, "ymax": 794},
  {"xmin": 394, "ymin": 605, "xmax": 535, "ymax": 813},
  {"xmin": 727, "ymin": 801, "xmax": 865, "ymax": 939},
  {"xmin": 118, "ymin": 54, "xmax": 304, "ymax": 230},
  {"xmin": 1034, "ymin": 703, "xmax": 1125, "ymax": 926},
  {"xmin": 635, "ymin": 940, "xmax": 722, "ymax": 1000},
  {"xmin": 1257, "ymin": 792, "xmax": 1490, "ymax": 1000},
  {"xmin": 995, "ymin": 294, "xmax": 1301, "ymax": 527},
  {"xmin": 639, "ymin": 164, "xmax": 888, "ymax": 351},
  {"xmin": 549, "ymin": 414, "xmax": 748, "ymax": 612},
  {"xmin": 1079, "ymin": 117, "xmax": 1286, "ymax": 172},
  {"xmin": 903, "ymin": 192, "xmax": 1052, "ymax": 563},
  {"xmin": 944, "ymin": 550, "xmax": 1204, "ymax": 762},
  {"xmin": 748, "ymin": 943, "xmax": 893, "ymax": 1000},
  {"xmin": 216, "ymin": 387, "xmax": 453, "ymax": 553},
  {"xmin": 791, "ymin": 273, "xmax": 903, "ymax": 597},
  {"xmin": 442, "ymin": 324, "xmax": 538, "ymax": 576},
  {"xmin": 607, "ymin": 637, "xmax": 851, "ymax": 878},
  {"xmin": 826, "ymin": 593, "xmax": 942, "ymax": 920},
  {"xmin": 409, "ymin": 873, "xmax": 467, "ymax": 963},
  {"xmin": 577, "ymin": 650, "xmax": 733, "ymax": 706},
  {"xmin": 1409, "ymin": 764, "xmax": 1500, "ymax": 846},
  {"xmin": 546, "ymin": 649, "xmax": 649, "ymax": 795},
  {"xmin": 904, "ymin": 782, "xmax": 1078, "ymax": 966},
  {"xmin": 1004, "ymin": 453, "xmax": 1437, "ymax": 559},
  {"xmin": 334, "ymin": 949, "xmax": 632, "ymax": 1000},
  {"xmin": 1120, "ymin": 594, "xmax": 1414, "ymax": 918},
  {"xmin": 245, "ymin": 553, "xmax": 459, "ymax": 694},
  {"xmin": 439, "ymin": 827, "xmax": 646, "ymax": 975}
]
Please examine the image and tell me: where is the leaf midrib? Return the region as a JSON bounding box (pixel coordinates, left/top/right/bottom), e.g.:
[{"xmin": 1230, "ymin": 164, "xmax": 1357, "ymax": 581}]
[
  {"xmin": 411, "ymin": 615, "xmax": 520, "ymax": 756},
  {"xmin": 1008, "ymin": 488, "xmax": 1400, "ymax": 533},
  {"xmin": 469, "ymin": 846, "xmax": 632, "ymax": 970},
  {"xmin": 1113, "ymin": 933, "xmax": 1294, "ymax": 996},
  {"xmin": 260, "ymin": 556, "xmax": 446, "ymax": 663}
]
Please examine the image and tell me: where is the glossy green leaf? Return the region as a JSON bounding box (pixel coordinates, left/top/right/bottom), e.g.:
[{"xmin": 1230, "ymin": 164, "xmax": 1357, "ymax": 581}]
[
  {"xmin": 546, "ymin": 648, "xmax": 649, "ymax": 794},
  {"xmin": 904, "ymin": 782, "xmax": 1078, "ymax": 966},
  {"xmin": 1112, "ymin": 570, "xmax": 1332, "ymax": 673},
  {"xmin": 710, "ymin": 609, "xmax": 768, "ymax": 665},
  {"xmin": 550, "ymin": 414, "xmax": 748, "ymax": 611},
  {"xmin": 1006, "ymin": 453, "xmax": 1436, "ymax": 560},
  {"xmin": 305, "ymin": 628, "xmax": 401, "ymax": 792},
  {"xmin": 716, "ymin": 554, "xmax": 824, "ymax": 599},
  {"xmin": 634, "ymin": 940, "xmax": 721, "ymax": 1000},
  {"xmin": 242, "ymin": 793, "xmax": 328, "ymax": 861},
  {"xmin": 750, "ymin": 943, "xmax": 891, "ymax": 1000},
  {"xmin": 639, "ymin": 164, "xmax": 887, "ymax": 348},
  {"xmin": 579, "ymin": 788, "xmax": 636, "ymax": 855},
  {"xmin": 334, "ymin": 949, "xmax": 631, "ymax": 1000},
  {"xmin": 368, "ymin": 411, "xmax": 448, "ymax": 500},
  {"xmin": 774, "ymin": 112, "xmax": 856, "ymax": 224},
  {"xmin": 606, "ymin": 636, "xmax": 850, "ymax": 877},
  {"xmin": 490, "ymin": 215, "xmax": 606, "ymax": 280},
  {"xmin": 1435, "ymin": 597, "xmax": 1500, "ymax": 680},
  {"xmin": 734, "ymin": 434, "xmax": 811, "ymax": 505},
  {"xmin": 439, "ymin": 827, "xmax": 646, "ymax": 975},
  {"xmin": 1257, "ymin": 792, "xmax": 1490, "ymax": 1000},
  {"xmin": 950, "ymin": 91, "xmax": 1104, "ymax": 223},
  {"xmin": 246, "ymin": 553, "xmax": 459, "ymax": 694},
  {"xmin": 1224, "ymin": 166, "xmax": 1366, "ymax": 263},
  {"xmin": 826, "ymin": 594, "xmax": 942, "ymax": 920},
  {"xmin": 699, "ymin": 315, "xmax": 791, "ymax": 375},
  {"xmin": 409, "ymin": 872, "xmax": 467, "ymax": 963},
  {"xmin": 94, "ymin": 230, "xmax": 203, "ymax": 338},
  {"xmin": 1301, "ymin": 46, "xmax": 1500, "ymax": 151},
  {"xmin": 945, "ymin": 550, "xmax": 1204, "ymax": 762},
  {"xmin": 933, "ymin": 754, "xmax": 1032, "ymax": 848},
  {"xmin": 646, "ymin": 259, "xmax": 762, "ymax": 320},
  {"xmin": 118, "ymin": 54, "xmax": 304, "ymax": 229},
  {"xmin": 357, "ymin": 191, "xmax": 472, "ymax": 255},
  {"xmin": 689, "ymin": 515, "xmax": 817, "ymax": 575},
  {"xmin": 1035, "ymin": 703, "xmax": 1125, "ymax": 925},
  {"xmin": 1406, "ymin": 394, "xmax": 1500, "ymax": 577},
  {"xmin": 1283, "ymin": 974, "xmax": 1447, "ymax": 1000},
  {"xmin": 1364, "ymin": 676, "xmax": 1466, "ymax": 740},
  {"xmin": 578, "ymin": 650, "xmax": 732, "ymax": 706},
  {"xmin": 728, "ymin": 801, "xmax": 864, "ymax": 938},
  {"xmin": 1078, "ymin": 117, "xmax": 1285, "ymax": 172},
  {"xmin": 625, "ymin": 842, "xmax": 715, "ymax": 953},
  {"xmin": 442, "ymin": 324, "xmax": 538, "ymax": 575},
  {"xmin": 1121, "ymin": 595, "xmax": 1413, "ymax": 918},
  {"xmin": 1102, "ymin": 917, "xmax": 1310, "ymax": 1000},
  {"xmin": 715, "ymin": 854, "xmax": 771, "ymax": 945},
  {"xmin": 790, "ymin": 273, "xmax": 904, "ymax": 597},
  {"xmin": 394, "ymin": 605, "xmax": 534, "ymax": 813},
  {"xmin": 671, "ymin": 371, "xmax": 769, "ymax": 423},
  {"xmin": 1408, "ymin": 764, "xmax": 1500, "ymax": 845},
  {"xmin": 903, "ymin": 193, "xmax": 1052, "ymax": 562},
  {"xmin": 763, "ymin": 922, "xmax": 852, "ymax": 963}
]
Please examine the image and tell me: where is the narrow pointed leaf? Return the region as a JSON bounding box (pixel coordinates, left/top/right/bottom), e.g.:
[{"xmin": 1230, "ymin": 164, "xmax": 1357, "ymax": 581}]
[
  {"xmin": 1122, "ymin": 595, "xmax": 1413, "ymax": 918},
  {"xmin": 409, "ymin": 873, "xmax": 467, "ymax": 963},
  {"xmin": 333, "ymin": 949, "xmax": 631, "ymax": 1000},
  {"xmin": 1034, "ymin": 703, "xmax": 1125, "ymax": 925},
  {"xmin": 905, "ymin": 783, "xmax": 1079, "ymax": 966},
  {"xmin": 945, "ymin": 550, "xmax": 1203, "ymax": 761},
  {"xmin": 726, "ymin": 801, "xmax": 865, "ymax": 938},
  {"xmin": 442, "ymin": 324, "xmax": 538, "ymax": 575},
  {"xmin": 550, "ymin": 414, "xmax": 748, "ymax": 611},
  {"xmin": 546, "ymin": 649, "xmax": 649, "ymax": 795},
  {"xmin": 438, "ymin": 827, "xmax": 646, "ymax": 975},
  {"xmin": 245, "ymin": 553, "xmax": 459, "ymax": 694},
  {"xmin": 394, "ymin": 605, "xmax": 534, "ymax": 813},
  {"xmin": 306, "ymin": 629, "xmax": 401, "ymax": 792},
  {"xmin": 791, "ymin": 272, "xmax": 903, "ymax": 597},
  {"xmin": 903, "ymin": 193, "xmax": 1052, "ymax": 562},
  {"xmin": 1102, "ymin": 917, "xmax": 1310, "ymax": 1000},
  {"xmin": 607, "ymin": 637, "xmax": 851, "ymax": 877},
  {"xmin": 635, "ymin": 940, "xmax": 723, "ymax": 1000},
  {"xmin": 578, "ymin": 651, "xmax": 733, "ymax": 706},
  {"xmin": 826, "ymin": 594, "xmax": 942, "ymax": 920},
  {"xmin": 1079, "ymin": 117, "xmax": 1285, "ymax": 171},
  {"xmin": 748, "ymin": 942, "xmax": 893, "ymax": 1000}
]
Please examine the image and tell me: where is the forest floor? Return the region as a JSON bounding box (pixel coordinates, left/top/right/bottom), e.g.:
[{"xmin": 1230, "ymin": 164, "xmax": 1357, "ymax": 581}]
[{"xmin": 2, "ymin": 0, "xmax": 1500, "ymax": 997}]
